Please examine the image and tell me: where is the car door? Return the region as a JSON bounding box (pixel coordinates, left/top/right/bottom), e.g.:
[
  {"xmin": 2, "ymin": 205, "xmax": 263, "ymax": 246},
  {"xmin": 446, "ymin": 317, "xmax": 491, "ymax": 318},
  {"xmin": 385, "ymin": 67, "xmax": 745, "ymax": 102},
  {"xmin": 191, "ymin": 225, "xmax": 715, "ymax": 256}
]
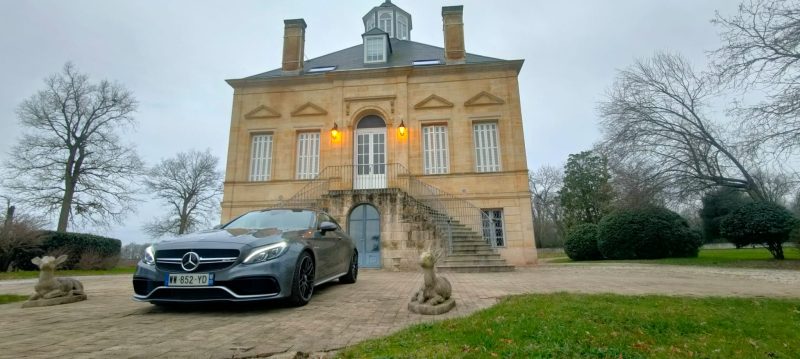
[
  {"xmin": 331, "ymin": 219, "xmax": 352, "ymax": 274},
  {"xmin": 313, "ymin": 213, "xmax": 340, "ymax": 280}
]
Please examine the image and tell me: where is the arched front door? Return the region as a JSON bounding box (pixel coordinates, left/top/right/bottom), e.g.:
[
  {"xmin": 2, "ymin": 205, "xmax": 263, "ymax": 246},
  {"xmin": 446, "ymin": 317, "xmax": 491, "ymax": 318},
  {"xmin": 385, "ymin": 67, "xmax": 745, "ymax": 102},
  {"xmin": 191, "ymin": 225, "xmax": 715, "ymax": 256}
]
[
  {"xmin": 354, "ymin": 115, "xmax": 386, "ymax": 189},
  {"xmin": 348, "ymin": 204, "xmax": 381, "ymax": 268}
]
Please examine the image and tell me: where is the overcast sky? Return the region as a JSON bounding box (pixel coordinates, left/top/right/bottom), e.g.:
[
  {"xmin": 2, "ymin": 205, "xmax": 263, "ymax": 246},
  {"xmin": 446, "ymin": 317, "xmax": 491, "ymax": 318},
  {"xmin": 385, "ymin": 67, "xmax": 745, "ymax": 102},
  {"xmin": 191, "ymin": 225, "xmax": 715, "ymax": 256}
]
[{"xmin": 0, "ymin": 0, "xmax": 741, "ymax": 244}]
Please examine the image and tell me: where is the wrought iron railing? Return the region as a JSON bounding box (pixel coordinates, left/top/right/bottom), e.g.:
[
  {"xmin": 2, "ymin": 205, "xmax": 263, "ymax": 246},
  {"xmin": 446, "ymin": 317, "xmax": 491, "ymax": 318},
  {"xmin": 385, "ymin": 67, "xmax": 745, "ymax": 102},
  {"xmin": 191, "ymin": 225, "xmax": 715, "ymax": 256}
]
[{"xmin": 274, "ymin": 163, "xmax": 499, "ymax": 252}]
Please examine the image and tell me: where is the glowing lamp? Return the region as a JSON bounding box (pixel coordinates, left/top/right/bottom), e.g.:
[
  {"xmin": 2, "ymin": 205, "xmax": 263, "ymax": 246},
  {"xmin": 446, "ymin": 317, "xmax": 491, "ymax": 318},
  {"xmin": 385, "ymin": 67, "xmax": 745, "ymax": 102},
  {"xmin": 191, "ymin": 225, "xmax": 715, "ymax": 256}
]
[
  {"xmin": 398, "ymin": 120, "xmax": 407, "ymax": 137},
  {"xmin": 331, "ymin": 122, "xmax": 339, "ymax": 139}
]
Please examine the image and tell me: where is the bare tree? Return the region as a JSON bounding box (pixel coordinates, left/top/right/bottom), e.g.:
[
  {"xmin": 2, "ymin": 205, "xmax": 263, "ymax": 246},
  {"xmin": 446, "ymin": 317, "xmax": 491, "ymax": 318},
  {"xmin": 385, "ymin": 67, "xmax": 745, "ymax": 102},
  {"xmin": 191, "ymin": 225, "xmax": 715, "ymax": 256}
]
[
  {"xmin": 143, "ymin": 149, "xmax": 223, "ymax": 237},
  {"xmin": 529, "ymin": 165, "xmax": 566, "ymax": 247},
  {"xmin": 2, "ymin": 63, "xmax": 142, "ymax": 231},
  {"xmin": 1, "ymin": 198, "xmax": 48, "ymax": 271},
  {"xmin": 712, "ymin": 0, "xmax": 800, "ymax": 154},
  {"xmin": 603, "ymin": 154, "xmax": 671, "ymax": 209},
  {"xmin": 599, "ymin": 52, "xmax": 767, "ymax": 201}
]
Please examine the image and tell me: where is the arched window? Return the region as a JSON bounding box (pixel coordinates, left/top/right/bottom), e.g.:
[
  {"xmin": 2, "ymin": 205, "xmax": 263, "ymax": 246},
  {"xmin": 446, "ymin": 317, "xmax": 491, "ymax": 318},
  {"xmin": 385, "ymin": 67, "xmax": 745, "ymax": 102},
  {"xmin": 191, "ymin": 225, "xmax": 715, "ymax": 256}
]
[
  {"xmin": 378, "ymin": 12, "xmax": 392, "ymax": 37},
  {"xmin": 357, "ymin": 115, "xmax": 386, "ymax": 129}
]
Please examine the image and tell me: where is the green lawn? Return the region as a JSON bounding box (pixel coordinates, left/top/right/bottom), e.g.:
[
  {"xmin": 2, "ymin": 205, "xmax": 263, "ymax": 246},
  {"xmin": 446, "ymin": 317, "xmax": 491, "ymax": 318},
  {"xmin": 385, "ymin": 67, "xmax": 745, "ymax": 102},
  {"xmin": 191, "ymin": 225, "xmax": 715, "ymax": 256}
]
[
  {"xmin": 547, "ymin": 248, "xmax": 800, "ymax": 270},
  {"xmin": 339, "ymin": 293, "xmax": 800, "ymax": 358},
  {"xmin": 0, "ymin": 294, "xmax": 29, "ymax": 305},
  {"xmin": 0, "ymin": 266, "xmax": 136, "ymax": 281}
]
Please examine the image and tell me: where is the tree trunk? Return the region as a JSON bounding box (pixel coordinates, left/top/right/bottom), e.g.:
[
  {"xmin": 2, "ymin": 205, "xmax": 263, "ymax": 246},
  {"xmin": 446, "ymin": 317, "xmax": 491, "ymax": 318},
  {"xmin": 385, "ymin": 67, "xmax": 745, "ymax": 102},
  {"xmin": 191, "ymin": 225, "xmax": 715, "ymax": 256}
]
[
  {"xmin": 767, "ymin": 242, "xmax": 784, "ymax": 260},
  {"xmin": 58, "ymin": 179, "xmax": 75, "ymax": 232}
]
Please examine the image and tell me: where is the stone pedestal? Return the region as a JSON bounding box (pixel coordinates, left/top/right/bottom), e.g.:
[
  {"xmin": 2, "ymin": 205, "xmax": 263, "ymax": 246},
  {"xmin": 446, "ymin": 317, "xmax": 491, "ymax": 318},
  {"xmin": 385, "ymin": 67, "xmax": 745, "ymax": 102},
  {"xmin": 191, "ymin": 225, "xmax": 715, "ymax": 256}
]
[
  {"xmin": 408, "ymin": 298, "xmax": 455, "ymax": 315},
  {"xmin": 22, "ymin": 294, "xmax": 87, "ymax": 308}
]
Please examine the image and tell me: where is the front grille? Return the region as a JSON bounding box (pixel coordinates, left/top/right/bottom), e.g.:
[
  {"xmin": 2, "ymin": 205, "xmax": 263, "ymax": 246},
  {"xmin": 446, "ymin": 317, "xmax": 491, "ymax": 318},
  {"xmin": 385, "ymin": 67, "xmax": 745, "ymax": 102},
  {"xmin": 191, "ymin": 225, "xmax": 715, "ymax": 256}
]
[
  {"xmin": 217, "ymin": 276, "xmax": 280, "ymax": 296},
  {"xmin": 156, "ymin": 262, "xmax": 235, "ymax": 273},
  {"xmin": 155, "ymin": 248, "xmax": 240, "ymax": 273},
  {"xmin": 156, "ymin": 248, "xmax": 239, "ymax": 258}
]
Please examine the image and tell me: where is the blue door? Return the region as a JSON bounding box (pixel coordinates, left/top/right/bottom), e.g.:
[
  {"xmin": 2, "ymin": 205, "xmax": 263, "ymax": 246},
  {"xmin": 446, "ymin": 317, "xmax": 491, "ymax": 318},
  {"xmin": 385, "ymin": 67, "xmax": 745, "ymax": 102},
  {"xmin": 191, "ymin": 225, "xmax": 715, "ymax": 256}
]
[{"xmin": 348, "ymin": 204, "xmax": 381, "ymax": 268}]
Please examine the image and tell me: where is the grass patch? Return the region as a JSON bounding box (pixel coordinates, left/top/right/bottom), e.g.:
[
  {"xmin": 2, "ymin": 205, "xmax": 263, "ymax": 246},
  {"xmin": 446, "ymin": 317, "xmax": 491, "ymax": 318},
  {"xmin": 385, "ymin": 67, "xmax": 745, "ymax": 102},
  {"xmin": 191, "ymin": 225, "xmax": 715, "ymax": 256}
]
[
  {"xmin": 636, "ymin": 248, "xmax": 800, "ymax": 269},
  {"xmin": 552, "ymin": 248, "xmax": 800, "ymax": 270},
  {"xmin": 0, "ymin": 294, "xmax": 28, "ymax": 305},
  {"xmin": 537, "ymin": 249, "xmax": 566, "ymax": 259},
  {"xmin": 339, "ymin": 293, "xmax": 800, "ymax": 358},
  {"xmin": 0, "ymin": 266, "xmax": 136, "ymax": 281}
]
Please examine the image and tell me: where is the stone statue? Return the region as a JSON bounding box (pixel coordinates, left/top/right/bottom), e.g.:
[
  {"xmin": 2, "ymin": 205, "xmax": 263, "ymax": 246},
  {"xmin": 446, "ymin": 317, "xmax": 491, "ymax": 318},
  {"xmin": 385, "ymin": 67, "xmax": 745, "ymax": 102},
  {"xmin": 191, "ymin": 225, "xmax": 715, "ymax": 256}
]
[
  {"xmin": 408, "ymin": 249, "xmax": 455, "ymax": 315},
  {"xmin": 22, "ymin": 255, "xmax": 87, "ymax": 308}
]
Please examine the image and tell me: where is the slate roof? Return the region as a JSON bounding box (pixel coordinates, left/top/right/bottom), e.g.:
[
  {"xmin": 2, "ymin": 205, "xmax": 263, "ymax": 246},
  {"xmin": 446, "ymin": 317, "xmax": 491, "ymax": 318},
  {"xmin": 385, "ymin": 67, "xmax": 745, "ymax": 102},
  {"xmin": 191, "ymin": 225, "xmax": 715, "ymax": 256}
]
[{"xmin": 244, "ymin": 39, "xmax": 505, "ymax": 80}]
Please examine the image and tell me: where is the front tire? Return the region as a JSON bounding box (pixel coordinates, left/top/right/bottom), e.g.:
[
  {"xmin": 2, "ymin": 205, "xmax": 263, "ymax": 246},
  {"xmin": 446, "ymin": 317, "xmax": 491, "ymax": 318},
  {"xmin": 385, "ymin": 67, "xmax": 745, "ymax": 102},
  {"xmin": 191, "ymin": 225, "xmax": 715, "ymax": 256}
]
[
  {"xmin": 289, "ymin": 252, "xmax": 315, "ymax": 306},
  {"xmin": 339, "ymin": 251, "xmax": 358, "ymax": 284}
]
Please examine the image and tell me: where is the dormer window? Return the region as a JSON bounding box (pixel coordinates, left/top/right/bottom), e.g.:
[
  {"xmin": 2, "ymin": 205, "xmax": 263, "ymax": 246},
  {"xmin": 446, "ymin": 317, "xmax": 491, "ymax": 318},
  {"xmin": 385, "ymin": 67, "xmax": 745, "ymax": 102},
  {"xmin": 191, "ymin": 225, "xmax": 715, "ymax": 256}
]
[
  {"xmin": 378, "ymin": 12, "xmax": 393, "ymax": 36},
  {"xmin": 364, "ymin": 35, "xmax": 387, "ymax": 63}
]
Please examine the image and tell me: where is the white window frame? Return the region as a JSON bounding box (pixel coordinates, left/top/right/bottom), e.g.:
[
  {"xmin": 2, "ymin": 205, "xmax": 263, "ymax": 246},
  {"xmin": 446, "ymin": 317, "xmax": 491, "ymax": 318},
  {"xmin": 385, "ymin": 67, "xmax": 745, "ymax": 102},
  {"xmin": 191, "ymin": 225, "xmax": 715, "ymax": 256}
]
[
  {"xmin": 249, "ymin": 133, "xmax": 273, "ymax": 181},
  {"xmin": 473, "ymin": 122, "xmax": 501, "ymax": 172},
  {"xmin": 481, "ymin": 209, "xmax": 506, "ymax": 247},
  {"xmin": 378, "ymin": 11, "xmax": 393, "ymax": 37},
  {"xmin": 364, "ymin": 35, "xmax": 386, "ymax": 63},
  {"xmin": 397, "ymin": 15, "xmax": 408, "ymax": 40},
  {"xmin": 422, "ymin": 125, "xmax": 449, "ymax": 175},
  {"xmin": 295, "ymin": 132, "xmax": 320, "ymax": 180}
]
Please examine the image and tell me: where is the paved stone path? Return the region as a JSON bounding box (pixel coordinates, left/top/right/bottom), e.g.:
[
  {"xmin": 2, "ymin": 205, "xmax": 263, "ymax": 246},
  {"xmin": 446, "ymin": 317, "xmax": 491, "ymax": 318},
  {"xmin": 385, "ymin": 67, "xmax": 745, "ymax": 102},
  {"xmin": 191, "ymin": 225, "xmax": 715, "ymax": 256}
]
[{"xmin": 1, "ymin": 263, "xmax": 800, "ymax": 358}]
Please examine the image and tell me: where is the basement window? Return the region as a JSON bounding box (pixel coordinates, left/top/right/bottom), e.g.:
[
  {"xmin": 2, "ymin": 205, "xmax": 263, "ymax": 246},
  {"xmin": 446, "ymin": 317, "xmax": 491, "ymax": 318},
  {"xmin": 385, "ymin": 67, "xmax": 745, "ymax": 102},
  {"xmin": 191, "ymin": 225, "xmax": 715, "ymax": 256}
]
[
  {"xmin": 308, "ymin": 66, "xmax": 336, "ymax": 73},
  {"xmin": 412, "ymin": 59, "xmax": 440, "ymax": 66}
]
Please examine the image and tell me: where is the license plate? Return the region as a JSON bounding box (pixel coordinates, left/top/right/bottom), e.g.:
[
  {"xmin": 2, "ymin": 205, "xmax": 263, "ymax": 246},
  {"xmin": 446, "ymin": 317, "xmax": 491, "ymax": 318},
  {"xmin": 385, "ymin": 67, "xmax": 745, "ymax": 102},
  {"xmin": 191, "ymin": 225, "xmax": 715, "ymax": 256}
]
[{"xmin": 165, "ymin": 273, "xmax": 213, "ymax": 287}]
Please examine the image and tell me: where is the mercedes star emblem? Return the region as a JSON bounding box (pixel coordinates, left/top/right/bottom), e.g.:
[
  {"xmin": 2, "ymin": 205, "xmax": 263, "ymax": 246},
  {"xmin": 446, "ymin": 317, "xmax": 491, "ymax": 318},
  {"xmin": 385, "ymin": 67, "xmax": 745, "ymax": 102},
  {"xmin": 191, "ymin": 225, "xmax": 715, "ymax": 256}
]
[{"xmin": 181, "ymin": 251, "xmax": 200, "ymax": 272}]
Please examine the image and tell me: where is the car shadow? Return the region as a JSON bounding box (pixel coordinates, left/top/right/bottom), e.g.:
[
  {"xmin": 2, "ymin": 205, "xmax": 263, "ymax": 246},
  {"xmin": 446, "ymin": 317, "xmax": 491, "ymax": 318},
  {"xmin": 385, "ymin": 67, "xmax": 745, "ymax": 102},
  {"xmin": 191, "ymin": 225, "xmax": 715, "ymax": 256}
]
[{"xmin": 138, "ymin": 280, "xmax": 342, "ymax": 314}]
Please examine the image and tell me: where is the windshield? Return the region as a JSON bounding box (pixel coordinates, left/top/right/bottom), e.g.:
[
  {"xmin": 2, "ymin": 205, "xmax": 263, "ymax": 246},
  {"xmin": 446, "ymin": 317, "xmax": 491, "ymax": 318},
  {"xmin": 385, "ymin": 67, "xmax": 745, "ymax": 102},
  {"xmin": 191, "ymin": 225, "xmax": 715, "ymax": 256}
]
[{"xmin": 223, "ymin": 209, "xmax": 315, "ymax": 231}]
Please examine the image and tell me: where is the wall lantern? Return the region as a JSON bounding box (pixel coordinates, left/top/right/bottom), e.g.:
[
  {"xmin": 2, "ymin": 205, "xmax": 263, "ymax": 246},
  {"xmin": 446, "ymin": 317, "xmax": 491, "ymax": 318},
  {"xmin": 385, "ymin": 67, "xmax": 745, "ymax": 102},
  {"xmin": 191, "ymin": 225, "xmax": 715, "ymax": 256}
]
[
  {"xmin": 397, "ymin": 120, "xmax": 407, "ymax": 137},
  {"xmin": 331, "ymin": 122, "xmax": 340, "ymax": 139}
]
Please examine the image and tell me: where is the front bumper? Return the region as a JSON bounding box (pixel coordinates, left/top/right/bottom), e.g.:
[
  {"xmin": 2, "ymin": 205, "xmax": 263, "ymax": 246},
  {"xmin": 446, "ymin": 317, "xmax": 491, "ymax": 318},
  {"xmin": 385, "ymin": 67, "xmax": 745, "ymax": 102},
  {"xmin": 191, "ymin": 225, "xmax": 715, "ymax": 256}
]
[{"xmin": 132, "ymin": 254, "xmax": 298, "ymax": 303}]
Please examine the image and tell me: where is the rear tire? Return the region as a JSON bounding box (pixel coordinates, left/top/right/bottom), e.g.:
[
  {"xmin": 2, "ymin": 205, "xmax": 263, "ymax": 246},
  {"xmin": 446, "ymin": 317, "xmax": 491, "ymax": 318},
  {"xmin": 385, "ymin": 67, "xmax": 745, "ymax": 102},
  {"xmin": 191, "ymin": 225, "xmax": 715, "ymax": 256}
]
[
  {"xmin": 289, "ymin": 252, "xmax": 315, "ymax": 306},
  {"xmin": 339, "ymin": 251, "xmax": 358, "ymax": 284}
]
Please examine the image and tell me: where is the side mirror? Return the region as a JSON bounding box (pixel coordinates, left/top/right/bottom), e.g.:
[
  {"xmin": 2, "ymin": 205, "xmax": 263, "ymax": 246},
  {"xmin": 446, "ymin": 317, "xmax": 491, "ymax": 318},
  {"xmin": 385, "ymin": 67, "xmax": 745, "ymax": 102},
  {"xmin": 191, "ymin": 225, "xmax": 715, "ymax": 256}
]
[
  {"xmin": 212, "ymin": 224, "xmax": 223, "ymax": 230},
  {"xmin": 319, "ymin": 221, "xmax": 337, "ymax": 234}
]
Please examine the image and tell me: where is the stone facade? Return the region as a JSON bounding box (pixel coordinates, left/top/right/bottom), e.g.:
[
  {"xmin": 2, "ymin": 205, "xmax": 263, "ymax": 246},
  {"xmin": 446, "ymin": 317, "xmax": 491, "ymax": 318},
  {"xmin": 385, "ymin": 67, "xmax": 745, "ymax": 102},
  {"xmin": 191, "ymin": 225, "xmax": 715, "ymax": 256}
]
[{"xmin": 221, "ymin": 2, "xmax": 537, "ymax": 268}]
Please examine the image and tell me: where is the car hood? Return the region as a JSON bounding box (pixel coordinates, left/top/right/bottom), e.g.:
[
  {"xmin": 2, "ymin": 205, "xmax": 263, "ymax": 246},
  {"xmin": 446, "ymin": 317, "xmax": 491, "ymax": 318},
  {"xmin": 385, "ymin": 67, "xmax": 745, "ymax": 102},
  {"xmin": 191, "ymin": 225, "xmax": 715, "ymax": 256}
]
[{"xmin": 156, "ymin": 228, "xmax": 305, "ymax": 249}]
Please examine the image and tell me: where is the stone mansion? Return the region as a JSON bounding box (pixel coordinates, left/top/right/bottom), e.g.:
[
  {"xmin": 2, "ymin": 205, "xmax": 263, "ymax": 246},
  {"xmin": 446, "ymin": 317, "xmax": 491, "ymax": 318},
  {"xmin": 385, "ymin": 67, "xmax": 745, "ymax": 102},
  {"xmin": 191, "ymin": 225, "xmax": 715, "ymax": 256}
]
[{"xmin": 221, "ymin": 1, "xmax": 536, "ymax": 271}]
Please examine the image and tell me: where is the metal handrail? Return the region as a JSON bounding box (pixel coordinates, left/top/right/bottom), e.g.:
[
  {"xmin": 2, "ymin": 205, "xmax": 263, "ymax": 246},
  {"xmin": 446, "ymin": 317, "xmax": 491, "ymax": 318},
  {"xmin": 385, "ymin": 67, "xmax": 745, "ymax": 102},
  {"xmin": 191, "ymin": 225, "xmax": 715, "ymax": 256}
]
[{"xmin": 274, "ymin": 163, "xmax": 499, "ymax": 252}]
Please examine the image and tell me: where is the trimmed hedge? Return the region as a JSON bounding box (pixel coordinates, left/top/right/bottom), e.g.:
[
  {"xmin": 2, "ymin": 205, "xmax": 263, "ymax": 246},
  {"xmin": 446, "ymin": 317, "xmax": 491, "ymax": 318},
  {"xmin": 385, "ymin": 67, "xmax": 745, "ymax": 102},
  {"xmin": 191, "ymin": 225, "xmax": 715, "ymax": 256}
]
[
  {"xmin": 720, "ymin": 202, "xmax": 799, "ymax": 259},
  {"xmin": 597, "ymin": 207, "xmax": 702, "ymax": 260},
  {"xmin": 38, "ymin": 231, "xmax": 122, "ymax": 269},
  {"xmin": 564, "ymin": 223, "xmax": 602, "ymax": 261}
]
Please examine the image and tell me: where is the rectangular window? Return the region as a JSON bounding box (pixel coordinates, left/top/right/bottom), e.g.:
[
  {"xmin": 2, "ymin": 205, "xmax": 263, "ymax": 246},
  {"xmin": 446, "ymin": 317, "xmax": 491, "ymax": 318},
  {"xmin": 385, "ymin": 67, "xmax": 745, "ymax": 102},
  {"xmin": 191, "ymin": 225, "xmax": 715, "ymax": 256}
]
[
  {"xmin": 473, "ymin": 122, "xmax": 501, "ymax": 172},
  {"xmin": 422, "ymin": 125, "xmax": 449, "ymax": 174},
  {"xmin": 365, "ymin": 36, "xmax": 385, "ymax": 63},
  {"xmin": 295, "ymin": 132, "xmax": 320, "ymax": 180},
  {"xmin": 481, "ymin": 209, "xmax": 505, "ymax": 247},
  {"xmin": 249, "ymin": 134, "xmax": 273, "ymax": 181},
  {"xmin": 397, "ymin": 15, "xmax": 409, "ymax": 40}
]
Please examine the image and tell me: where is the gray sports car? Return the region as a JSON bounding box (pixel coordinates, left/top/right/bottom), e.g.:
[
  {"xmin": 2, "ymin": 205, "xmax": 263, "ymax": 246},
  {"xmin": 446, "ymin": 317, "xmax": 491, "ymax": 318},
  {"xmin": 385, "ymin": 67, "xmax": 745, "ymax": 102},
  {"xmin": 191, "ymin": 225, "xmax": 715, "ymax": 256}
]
[{"xmin": 132, "ymin": 208, "xmax": 358, "ymax": 306}]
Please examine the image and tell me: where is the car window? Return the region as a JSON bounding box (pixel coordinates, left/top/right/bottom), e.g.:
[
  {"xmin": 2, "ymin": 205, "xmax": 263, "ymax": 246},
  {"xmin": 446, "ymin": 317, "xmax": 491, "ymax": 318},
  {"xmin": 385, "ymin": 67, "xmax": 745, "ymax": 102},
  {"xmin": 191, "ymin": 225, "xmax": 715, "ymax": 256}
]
[{"xmin": 224, "ymin": 210, "xmax": 315, "ymax": 231}]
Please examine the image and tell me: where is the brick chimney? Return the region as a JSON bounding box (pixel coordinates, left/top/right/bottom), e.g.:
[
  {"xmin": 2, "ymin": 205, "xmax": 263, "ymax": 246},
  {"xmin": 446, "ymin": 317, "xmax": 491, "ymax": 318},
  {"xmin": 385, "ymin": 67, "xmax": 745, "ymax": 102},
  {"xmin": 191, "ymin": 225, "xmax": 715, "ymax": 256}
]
[
  {"xmin": 282, "ymin": 19, "xmax": 307, "ymax": 74},
  {"xmin": 442, "ymin": 6, "xmax": 465, "ymax": 65}
]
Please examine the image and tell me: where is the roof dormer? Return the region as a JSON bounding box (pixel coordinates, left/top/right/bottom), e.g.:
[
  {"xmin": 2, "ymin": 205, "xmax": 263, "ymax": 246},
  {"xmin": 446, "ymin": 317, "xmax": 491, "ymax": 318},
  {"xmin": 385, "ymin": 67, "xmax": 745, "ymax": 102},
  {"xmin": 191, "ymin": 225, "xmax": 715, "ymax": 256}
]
[
  {"xmin": 362, "ymin": 28, "xmax": 392, "ymax": 64},
  {"xmin": 362, "ymin": 0, "xmax": 412, "ymax": 40}
]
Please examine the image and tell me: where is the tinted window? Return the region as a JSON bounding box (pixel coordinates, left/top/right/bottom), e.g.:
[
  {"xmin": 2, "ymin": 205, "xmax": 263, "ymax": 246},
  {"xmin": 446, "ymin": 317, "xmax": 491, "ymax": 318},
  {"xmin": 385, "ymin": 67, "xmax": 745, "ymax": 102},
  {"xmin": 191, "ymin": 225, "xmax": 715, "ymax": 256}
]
[{"xmin": 225, "ymin": 210, "xmax": 315, "ymax": 231}]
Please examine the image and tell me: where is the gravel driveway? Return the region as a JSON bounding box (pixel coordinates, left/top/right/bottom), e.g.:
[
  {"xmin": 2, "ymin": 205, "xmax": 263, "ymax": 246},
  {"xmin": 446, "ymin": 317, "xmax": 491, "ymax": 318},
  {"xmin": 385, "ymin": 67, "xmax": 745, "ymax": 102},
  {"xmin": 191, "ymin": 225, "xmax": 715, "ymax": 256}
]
[{"xmin": 1, "ymin": 263, "xmax": 799, "ymax": 358}]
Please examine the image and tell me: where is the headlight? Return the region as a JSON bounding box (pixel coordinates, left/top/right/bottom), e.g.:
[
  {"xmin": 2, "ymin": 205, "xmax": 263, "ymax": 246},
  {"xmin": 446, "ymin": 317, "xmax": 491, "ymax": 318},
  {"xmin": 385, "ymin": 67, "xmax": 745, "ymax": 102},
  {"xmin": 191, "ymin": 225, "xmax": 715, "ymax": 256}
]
[
  {"xmin": 142, "ymin": 245, "xmax": 155, "ymax": 265},
  {"xmin": 243, "ymin": 242, "xmax": 288, "ymax": 264}
]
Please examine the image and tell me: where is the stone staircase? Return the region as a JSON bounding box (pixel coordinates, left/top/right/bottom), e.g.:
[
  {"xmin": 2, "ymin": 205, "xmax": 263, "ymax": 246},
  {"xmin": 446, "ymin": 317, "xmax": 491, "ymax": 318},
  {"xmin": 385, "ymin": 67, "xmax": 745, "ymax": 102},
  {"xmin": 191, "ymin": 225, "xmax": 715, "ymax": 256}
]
[{"xmin": 434, "ymin": 218, "xmax": 515, "ymax": 273}]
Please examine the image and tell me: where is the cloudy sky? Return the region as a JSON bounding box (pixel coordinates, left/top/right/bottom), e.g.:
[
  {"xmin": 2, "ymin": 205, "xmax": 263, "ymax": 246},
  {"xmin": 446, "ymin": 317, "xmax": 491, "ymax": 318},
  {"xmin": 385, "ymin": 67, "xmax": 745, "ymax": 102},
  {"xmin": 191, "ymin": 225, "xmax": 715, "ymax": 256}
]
[{"xmin": 0, "ymin": 0, "xmax": 740, "ymax": 244}]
